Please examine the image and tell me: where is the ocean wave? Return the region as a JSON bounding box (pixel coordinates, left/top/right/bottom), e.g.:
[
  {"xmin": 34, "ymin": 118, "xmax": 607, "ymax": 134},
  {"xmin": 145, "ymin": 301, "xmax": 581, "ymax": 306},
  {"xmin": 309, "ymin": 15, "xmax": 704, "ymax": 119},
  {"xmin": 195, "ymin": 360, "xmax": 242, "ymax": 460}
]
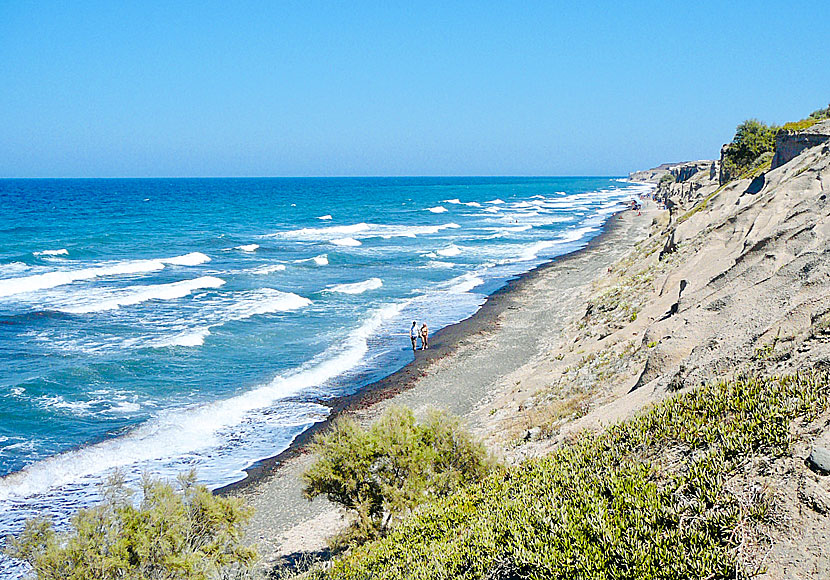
[
  {"xmin": 516, "ymin": 226, "xmax": 598, "ymax": 261},
  {"xmin": 426, "ymin": 206, "xmax": 448, "ymax": 213},
  {"xmin": 331, "ymin": 237, "xmax": 362, "ymax": 246},
  {"xmin": 221, "ymin": 288, "xmax": 311, "ymax": 320},
  {"xmin": 325, "ymin": 278, "xmax": 383, "ymax": 295},
  {"xmin": 267, "ymin": 222, "xmax": 460, "ymax": 242},
  {"xmin": 233, "ymin": 244, "xmax": 260, "ymax": 252},
  {"xmin": 0, "ymin": 253, "xmax": 212, "ymax": 298},
  {"xmin": 33, "ymin": 249, "xmax": 68, "ymax": 257},
  {"xmin": 437, "ymin": 245, "xmax": 462, "ymax": 257},
  {"xmin": 58, "ymin": 277, "xmax": 226, "ymax": 314},
  {"xmin": 36, "ymin": 392, "xmax": 142, "ymax": 418},
  {"xmin": 152, "ymin": 327, "xmax": 212, "ymax": 347},
  {"xmin": 163, "ymin": 252, "xmax": 211, "ymax": 266},
  {"xmin": 247, "ymin": 264, "xmax": 286, "ymax": 275},
  {"xmin": 317, "ymin": 215, "xmax": 333, "ymax": 220},
  {"xmin": 446, "ymin": 272, "xmax": 485, "ymax": 293},
  {"xmin": 0, "ymin": 262, "xmax": 30, "ymax": 277},
  {"xmin": 486, "ymin": 199, "xmax": 505, "ymax": 205},
  {"xmin": 0, "ymin": 302, "xmax": 402, "ymax": 502},
  {"xmin": 421, "ymin": 260, "xmax": 456, "ymax": 269}
]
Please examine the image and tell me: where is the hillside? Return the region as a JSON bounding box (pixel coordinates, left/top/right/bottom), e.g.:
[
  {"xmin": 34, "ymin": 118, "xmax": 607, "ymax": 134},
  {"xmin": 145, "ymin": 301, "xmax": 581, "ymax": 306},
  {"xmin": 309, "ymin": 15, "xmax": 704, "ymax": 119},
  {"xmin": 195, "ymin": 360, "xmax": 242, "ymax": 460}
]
[{"xmin": 315, "ymin": 118, "xmax": 830, "ymax": 578}]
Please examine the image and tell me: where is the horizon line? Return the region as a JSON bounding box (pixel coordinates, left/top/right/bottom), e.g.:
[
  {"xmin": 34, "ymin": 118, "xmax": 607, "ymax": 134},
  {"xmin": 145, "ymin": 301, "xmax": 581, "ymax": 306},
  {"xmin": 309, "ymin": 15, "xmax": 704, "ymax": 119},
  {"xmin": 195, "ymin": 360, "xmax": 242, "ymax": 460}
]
[{"xmin": 0, "ymin": 174, "xmax": 630, "ymax": 180}]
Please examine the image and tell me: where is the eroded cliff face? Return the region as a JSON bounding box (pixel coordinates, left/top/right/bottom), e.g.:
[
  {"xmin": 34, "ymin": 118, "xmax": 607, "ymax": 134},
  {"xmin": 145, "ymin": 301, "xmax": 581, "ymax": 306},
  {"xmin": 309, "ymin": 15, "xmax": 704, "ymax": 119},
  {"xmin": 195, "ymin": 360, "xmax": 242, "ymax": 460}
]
[{"xmin": 771, "ymin": 118, "xmax": 830, "ymax": 169}]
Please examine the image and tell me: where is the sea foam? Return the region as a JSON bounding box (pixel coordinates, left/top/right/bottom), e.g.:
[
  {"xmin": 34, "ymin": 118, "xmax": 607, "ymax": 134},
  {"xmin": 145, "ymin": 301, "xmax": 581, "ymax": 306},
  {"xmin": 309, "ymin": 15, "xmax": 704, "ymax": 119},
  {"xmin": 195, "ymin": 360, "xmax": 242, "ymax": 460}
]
[
  {"xmin": 331, "ymin": 237, "xmax": 362, "ymax": 246},
  {"xmin": 0, "ymin": 253, "xmax": 211, "ymax": 298},
  {"xmin": 325, "ymin": 278, "xmax": 383, "ymax": 295},
  {"xmin": 0, "ymin": 302, "xmax": 401, "ymax": 502},
  {"xmin": 33, "ymin": 249, "xmax": 68, "ymax": 257},
  {"xmin": 58, "ymin": 277, "xmax": 226, "ymax": 314}
]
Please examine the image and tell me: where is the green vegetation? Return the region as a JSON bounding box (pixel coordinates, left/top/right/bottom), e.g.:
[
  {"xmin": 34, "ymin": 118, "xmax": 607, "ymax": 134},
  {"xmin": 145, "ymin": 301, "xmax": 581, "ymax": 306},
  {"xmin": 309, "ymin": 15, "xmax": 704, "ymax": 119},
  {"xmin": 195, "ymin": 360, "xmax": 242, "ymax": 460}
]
[
  {"xmin": 780, "ymin": 103, "xmax": 830, "ymax": 132},
  {"xmin": 658, "ymin": 173, "xmax": 676, "ymax": 185},
  {"xmin": 325, "ymin": 372, "xmax": 829, "ymax": 579},
  {"xmin": 720, "ymin": 119, "xmax": 778, "ymax": 183},
  {"xmin": 4, "ymin": 471, "xmax": 256, "ymax": 580},
  {"xmin": 302, "ymin": 407, "xmax": 493, "ymax": 550}
]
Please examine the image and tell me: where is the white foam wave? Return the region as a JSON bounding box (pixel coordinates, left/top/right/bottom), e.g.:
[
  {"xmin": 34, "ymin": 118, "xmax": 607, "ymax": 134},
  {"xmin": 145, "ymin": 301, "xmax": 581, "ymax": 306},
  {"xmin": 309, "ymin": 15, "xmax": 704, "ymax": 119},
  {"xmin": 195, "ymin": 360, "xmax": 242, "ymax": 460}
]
[
  {"xmin": 486, "ymin": 199, "xmax": 505, "ymax": 205},
  {"xmin": 0, "ymin": 302, "xmax": 402, "ymax": 501},
  {"xmin": 325, "ymin": 278, "xmax": 383, "ymax": 295},
  {"xmin": 34, "ymin": 249, "xmax": 68, "ymax": 257},
  {"xmin": 443, "ymin": 198, "xmax": 462, "ymax": 204},
  {"xmin": 426, "ymin": 206, "xmax": 448, "ymax": 213},
  {"xmin": 314, "ymin": 255, "xmax": 328, "ymax": 266},
  {"xmin": 0, "ymin": 253, "xmax": 212, "ymax": 298},
  {"xmin": 447, "ymin": 272, "xmax": 485, "ymax": 293},
  {"xmin": 516, "ymin": 226, "xmax": 598, "ymax": 261},
  {"xmin": 234, "ymin": 244, "xmax": 260, "ymax": 252},
  {"xmin": 268, "ymin": 222, "xmax": 460, "ymax": 242},
  {"xmin": 465, "ymin": 201, "xmax": 482, "ymax": 207},
  {"xmin": 153, "ymin": 327, "xmax": 211, "ymax": 347},
  {"xmin": 164, "ymin": 252, "xmax": 211, "ymax": 266},
  {"xmin": 331, "ymin": 237, "xmax": 362, "ymax": 246},
  {"xmin": 317, "ymin": 215, "xmax": 333, "ymax": 220},
  {"xmin": 222, "ymin": 288, "xmax": 311, "ymax": 319},
  {"xmin": 59, "ymin": 277, "xmax": 226, "ymax": 314},
  {"xmin": 248, "ymin": 264, "xmax": 286, "ymax": 275},
  {"xmin": 421, "ymin": 260, "xmax": 456, "ymax": 269},
  {"xmin": 0, "ymin": 262, "xmax": 30, "ymax": 277},
  {"xmin": 437, "ymin": 245, "xmax": 462, "ymax": 257}
]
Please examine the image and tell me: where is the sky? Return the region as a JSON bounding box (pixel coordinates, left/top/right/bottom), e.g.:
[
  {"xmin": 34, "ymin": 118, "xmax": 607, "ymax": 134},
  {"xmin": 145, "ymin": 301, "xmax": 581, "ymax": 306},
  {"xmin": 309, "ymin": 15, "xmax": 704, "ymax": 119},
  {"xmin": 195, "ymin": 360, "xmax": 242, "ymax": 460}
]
[{"xmin": 1, "ymin": 1, "xmax": 829, "ymax": 178}]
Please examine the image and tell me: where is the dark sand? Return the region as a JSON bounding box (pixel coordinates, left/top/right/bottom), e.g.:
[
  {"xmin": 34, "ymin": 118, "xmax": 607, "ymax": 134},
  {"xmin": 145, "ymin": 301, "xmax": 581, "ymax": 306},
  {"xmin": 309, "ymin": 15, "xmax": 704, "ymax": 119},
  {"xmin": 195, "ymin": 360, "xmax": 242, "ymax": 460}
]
[{"xmin": 223, "ymin": 206, "xmax": 654, "ymax": 564}]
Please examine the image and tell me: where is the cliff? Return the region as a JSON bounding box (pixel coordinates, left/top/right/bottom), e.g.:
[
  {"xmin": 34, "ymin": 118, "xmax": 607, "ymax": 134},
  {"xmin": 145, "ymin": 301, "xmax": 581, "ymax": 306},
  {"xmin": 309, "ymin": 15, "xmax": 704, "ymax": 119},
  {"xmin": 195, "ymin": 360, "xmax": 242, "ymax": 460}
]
[{"xmin": 771, "ymin": 118, "xmax": 830, "ymax": 169}]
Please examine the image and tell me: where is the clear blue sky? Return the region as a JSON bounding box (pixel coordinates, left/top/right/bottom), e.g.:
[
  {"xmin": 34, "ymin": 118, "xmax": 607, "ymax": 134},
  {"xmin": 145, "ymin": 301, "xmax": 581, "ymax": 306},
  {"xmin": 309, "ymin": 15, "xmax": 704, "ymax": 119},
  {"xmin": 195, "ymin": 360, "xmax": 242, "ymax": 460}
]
[{"xmin": 2, "ymin": 1, "xmax": 829, "ymax": 177}]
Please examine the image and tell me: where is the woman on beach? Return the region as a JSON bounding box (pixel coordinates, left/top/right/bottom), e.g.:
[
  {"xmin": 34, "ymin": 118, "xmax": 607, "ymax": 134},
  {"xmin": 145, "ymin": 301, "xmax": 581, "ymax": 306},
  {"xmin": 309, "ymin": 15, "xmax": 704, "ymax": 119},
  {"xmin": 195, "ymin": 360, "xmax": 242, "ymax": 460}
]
[{"xmin": 420, "ymin": 323, "xmax": 429, "ymax": 350}]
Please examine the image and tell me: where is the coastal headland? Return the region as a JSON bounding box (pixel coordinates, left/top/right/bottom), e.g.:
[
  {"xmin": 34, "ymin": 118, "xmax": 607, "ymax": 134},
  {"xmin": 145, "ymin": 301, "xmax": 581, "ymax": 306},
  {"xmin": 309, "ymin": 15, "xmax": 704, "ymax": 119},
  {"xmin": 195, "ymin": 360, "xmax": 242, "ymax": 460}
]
[{"xmin": 232, "ymin": 118, "xmax": 830, "ymax": 578}]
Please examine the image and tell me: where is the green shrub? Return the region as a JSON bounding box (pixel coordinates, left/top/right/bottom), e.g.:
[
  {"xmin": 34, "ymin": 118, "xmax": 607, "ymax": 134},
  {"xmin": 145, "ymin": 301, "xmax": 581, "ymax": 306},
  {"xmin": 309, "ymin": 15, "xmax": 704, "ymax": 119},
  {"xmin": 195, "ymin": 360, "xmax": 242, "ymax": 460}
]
[
  {"xmin": 721, "ymin": 119, "xmax": 778, "ymax": 182},
  {"xmin": 4, "ymin": 471, "xmax": 256, "ymax": 580},
  {"xmin": 780, "ymin": 103, "xmax": 830, "ymax": 133},
  {"xmin": 658, "ymin": 173, "xmax": 676, "ymax": 185},
  {"xmin": 808, "ymin": 103, "xmax": 830, "ymax": 121},
  {"xmin": 302, "ymin": 407, "xmax": 493, "ymax": 549},
  {"xmin": 327, "ymin": 372, "xmax": 830, "ymax": 579}
]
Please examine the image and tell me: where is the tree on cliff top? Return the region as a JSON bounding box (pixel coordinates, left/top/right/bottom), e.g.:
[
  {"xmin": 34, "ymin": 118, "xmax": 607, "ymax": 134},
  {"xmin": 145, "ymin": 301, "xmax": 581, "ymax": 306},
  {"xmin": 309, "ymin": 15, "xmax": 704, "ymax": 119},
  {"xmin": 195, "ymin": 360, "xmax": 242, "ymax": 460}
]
[
  {"xmin": 721, "ymin": 118, "xmax": 778, "ymax": 182},
  {"xmin": 728, "ymin": 118, "xmax": 778, "ymax": 168}
]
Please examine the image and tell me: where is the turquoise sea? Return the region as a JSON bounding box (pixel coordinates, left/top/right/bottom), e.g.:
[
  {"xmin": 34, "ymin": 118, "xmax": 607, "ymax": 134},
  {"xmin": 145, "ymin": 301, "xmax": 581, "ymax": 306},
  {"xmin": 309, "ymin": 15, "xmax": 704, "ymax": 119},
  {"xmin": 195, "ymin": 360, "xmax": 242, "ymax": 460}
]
[{"xmin": 0, "ymin": 177, "xmax": 650, "ymax": 573}]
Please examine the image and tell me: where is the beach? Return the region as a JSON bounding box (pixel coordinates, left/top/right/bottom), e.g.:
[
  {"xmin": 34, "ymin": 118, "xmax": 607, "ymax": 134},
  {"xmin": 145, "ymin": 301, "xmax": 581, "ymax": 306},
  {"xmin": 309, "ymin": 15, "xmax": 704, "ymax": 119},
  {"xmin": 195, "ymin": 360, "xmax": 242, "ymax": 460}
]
[{"xmin": 227, "ymin": 202, "xmax": 656, "ymax": 567}]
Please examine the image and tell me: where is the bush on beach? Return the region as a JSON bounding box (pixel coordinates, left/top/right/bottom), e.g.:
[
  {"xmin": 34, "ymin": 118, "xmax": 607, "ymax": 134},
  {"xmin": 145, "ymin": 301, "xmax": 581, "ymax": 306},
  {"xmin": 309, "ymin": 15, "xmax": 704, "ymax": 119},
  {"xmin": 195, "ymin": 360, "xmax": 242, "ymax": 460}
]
[
  {"xmin": 4, "ymin": 471, "xmax": 257, "ymax": 580},
  {"xmin": 301, "ymin": 407, "xmax": 493, "ymax": 551}
]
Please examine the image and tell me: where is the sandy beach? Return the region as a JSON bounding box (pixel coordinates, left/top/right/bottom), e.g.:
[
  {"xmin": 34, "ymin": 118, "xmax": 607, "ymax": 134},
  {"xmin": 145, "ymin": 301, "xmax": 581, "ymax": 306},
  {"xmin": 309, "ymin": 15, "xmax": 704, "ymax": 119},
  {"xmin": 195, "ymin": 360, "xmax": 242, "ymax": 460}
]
[{"xmin": 225, "ymin": 203, "xmax": 656, "ymax": 567}]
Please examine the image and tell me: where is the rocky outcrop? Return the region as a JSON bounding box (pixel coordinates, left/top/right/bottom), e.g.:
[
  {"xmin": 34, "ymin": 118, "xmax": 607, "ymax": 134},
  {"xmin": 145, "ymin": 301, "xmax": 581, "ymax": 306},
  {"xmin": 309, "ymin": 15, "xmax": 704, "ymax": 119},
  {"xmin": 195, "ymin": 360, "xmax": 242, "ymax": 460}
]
[
  {"xmin": 771, "ymin": 119, "xmax": 830, "ymax": 169},
  {"xmin": 630, "ymin": 160, "xmax": 717, "ymax": 185},
  {"xmin": 718, "ymin": 143, "xmax": 731, "ymax": 185}
]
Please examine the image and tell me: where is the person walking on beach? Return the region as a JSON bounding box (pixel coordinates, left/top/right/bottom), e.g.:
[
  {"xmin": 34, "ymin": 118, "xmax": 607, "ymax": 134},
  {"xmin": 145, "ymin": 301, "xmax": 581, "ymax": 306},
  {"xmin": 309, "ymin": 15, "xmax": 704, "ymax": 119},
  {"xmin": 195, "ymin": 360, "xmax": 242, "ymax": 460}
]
[
  {"xmin": 420, "ymin": 322, "xmax": 429, "ymax": 350},
  {"xmin": 410, "ymin": 321, "xmax": 418, "ymax": 352}
]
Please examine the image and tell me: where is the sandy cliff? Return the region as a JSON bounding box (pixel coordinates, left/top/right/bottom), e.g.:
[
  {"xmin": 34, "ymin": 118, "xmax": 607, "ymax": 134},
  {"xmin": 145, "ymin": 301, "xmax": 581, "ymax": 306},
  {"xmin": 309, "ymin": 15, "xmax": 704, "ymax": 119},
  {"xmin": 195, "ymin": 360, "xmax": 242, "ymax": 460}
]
[{"xmin": 485, "ymin": 125, "xmax": 830, "ymax": 577}]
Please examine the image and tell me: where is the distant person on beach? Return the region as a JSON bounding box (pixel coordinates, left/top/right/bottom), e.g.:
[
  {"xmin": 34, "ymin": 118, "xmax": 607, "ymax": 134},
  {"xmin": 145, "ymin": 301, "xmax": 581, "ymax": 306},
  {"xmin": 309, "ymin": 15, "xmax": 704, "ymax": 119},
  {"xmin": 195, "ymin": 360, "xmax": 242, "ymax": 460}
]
[
  {"xmin": 420, "ymin": 323, "xmax": 429, "ymax": 350},
  {"xmin": 410, "ymin": 321, "xmax": 418, "ymax": 352}
]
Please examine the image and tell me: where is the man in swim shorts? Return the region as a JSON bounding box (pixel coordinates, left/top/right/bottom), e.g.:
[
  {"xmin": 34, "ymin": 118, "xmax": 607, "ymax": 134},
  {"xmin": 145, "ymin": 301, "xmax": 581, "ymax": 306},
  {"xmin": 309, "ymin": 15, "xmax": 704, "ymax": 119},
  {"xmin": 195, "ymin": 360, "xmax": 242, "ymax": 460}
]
[{"xmin": 410, "ymin": 321, "xmax": 418, "ymax": 352}]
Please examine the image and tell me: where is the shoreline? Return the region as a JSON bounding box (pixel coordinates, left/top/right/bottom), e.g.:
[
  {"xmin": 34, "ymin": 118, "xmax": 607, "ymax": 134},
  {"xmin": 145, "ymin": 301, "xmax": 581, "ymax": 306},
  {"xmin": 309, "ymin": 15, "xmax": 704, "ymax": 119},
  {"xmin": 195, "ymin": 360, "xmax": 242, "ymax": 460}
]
[
  {"xmin": 217, "ymin": 206, "xmax": 633, "ymax": 496},
  {"xmin": 222, "ymin": 201, "xmax": 656, "ymax": 565}
]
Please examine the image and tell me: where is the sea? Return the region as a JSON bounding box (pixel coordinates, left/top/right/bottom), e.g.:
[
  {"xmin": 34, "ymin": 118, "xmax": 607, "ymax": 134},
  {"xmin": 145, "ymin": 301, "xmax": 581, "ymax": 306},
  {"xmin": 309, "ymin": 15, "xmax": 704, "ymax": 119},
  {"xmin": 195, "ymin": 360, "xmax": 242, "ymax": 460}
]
[{"xmin": 0, "ymin": 176, "xmax": 650, "ymax": 573}]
